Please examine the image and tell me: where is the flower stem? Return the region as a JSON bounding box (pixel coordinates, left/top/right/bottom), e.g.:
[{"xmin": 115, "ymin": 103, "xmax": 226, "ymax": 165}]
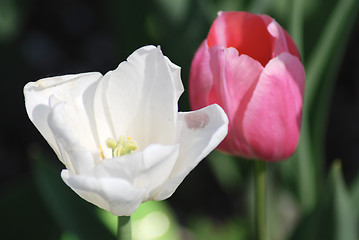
[
  {"xmin": 255, "ymin": 160, "xmax": 267, "ymax": 240},
  {"xmin": 117, "ymin": 216, "xmax": 132, "ymax": 240}
]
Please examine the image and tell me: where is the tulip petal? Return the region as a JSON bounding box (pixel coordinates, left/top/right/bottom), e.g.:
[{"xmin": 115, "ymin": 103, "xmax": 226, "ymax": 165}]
[
  {"xmin": 61, "ymin": 144, "xmax": 179, "ymax": 216},
  {"xmin": 95, "ymin": 46, "xmax": 180, "ymax": 150},
  {"xmin": 92, "ymin": 71, "xmax": 117, "ymax": 159},
  {"xmin": 24, "ymin": 72, "xmax": 102, "ymax": 163},
  {"xmin": 48, "ymin": 100, "xmax": 97, "ymax": 173},
  {"xmin": 261, "ymin": 15, "xmax": 301, "ymax": 60},
  {"xmin": 208, "ymin": 46, "xmax": 263, "ymax": 118},
  {"xmin": 206, "ymin": 46, "xmax": 263, "ymax": 156},
  {"xmin": 61, "ymin": 170, "xmax": 146, "ymax": 216},
  {"xmin": 153, "ymin": 104, "xmax": 228, "ymax": 200},
  {"xmin": 241, "ymin": 52, "xmax": 305, "ymax": 161},
  {"xmin": 164, "ymin": 55, "xmax": 184, "ymax": 101},
  {"xmin": 96, "ymin": 144, "xmax": 180, "ymax": 200},
  {"xmin": 189, "ymin": 41, "xmax": 213, "ymax": 110},
  {"xmin": 207, "ymin": 11, "xmax": 273, "ymax": 66},
  {"xmin": 132, "ymin": 144, "xmax": 180, "ymax": 199}
]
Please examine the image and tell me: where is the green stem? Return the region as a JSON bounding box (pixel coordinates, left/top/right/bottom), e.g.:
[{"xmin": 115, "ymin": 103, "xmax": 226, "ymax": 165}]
[
  {"xmin": 255, "ymin": 160, "xmax": 267, "ymax": 240},
  {"xmin": 117, "ymin": 216, "xmax": 132, "ymax": 240}
]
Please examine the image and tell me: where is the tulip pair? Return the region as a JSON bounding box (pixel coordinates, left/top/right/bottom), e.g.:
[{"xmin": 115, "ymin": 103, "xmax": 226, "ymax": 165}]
[
  {"xmin": 190, "ymin": 11, "xmax": 305, "ymax": 161},
  {"xmin": 24, "ymin": 11, "xmax": 304, "ymax": 218}
]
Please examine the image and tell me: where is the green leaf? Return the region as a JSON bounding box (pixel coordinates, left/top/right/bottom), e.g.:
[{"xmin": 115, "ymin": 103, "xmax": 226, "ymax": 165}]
[
  {"xmin": 289, "ymin": 161, "xmax": 357, "ymax": 240},
  {"xmin": 334, "ymin": 163, "xmax": 357, "ymax": 240},
  {"xmin": 279, "ymin": 121, "xmax": 317, "ymax": 214},
  {"xmin": 307, "ymin": 0, "xmax": 359, "ymax": 175},
  {"xmin": 305, "ymin": 0, "xmax": 359, "ymax": 112},
  {"xmin": 282, "ymin": 0, "xmax": 359, "ymax": 214},
  {"xmin": 31, "ymin": 152, "xmax": 115, "ymax": 240},
  {"xmin": 289, "ymin": 0, "xmax": 304, "ymax": 55},
  {"xmin": 350, "ymin": 174, "xmax": 359, "ymax": 216}
]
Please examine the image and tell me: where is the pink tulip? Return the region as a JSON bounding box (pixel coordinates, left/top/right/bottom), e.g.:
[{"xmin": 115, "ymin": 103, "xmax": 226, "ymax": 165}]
[{"xmin": 189, "ymin": 11, "xmax": 305, "ymax": 161}]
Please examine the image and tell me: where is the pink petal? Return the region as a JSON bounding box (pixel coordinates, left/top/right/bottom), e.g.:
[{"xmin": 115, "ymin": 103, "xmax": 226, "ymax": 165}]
[
  {"xmin": 207, "ymin": 11, "xmax": 273, "ymax": 66},
  {"xmin": 189, "ymin": 41, "xmax": 213, "ymax": 110},
  {"xmin": 240, "ymin": 52, "xmax": 305, "ymax": 161},
  {"xmin": 261, "ymin": 15, "xmax": 301, "ymax": 60},
  {"xmin": 205, "ymin": 46, "xmax": 264, "ymax": 156}
]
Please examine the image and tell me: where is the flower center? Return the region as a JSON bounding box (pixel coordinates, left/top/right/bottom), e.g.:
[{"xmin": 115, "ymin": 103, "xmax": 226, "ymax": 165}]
[{"xmin": 105, "ymin": 136, "xmax": 139, "ymax": 157}]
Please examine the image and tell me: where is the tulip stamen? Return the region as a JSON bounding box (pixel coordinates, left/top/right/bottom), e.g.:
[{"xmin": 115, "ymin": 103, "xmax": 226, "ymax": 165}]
[
  {"xmin": 99, "ymin": 145, "xmax": 105, "ymax": 160},
  {"xmin": 105, "ymin": 136, "xmax": 138, "ymax": 157}
]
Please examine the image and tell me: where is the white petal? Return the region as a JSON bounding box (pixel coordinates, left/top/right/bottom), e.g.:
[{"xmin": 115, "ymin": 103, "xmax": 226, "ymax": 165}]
[
  {"xmin": 48, "ymin": 100, "xmax": 96, "ymax": 174},
  {"xmin": 153, "ymin": 104, "xmax": 228, "ymax": 200},
  {"xmin": 94, "ymin": 144, "xmax": 180, "ymax": 200},
  {"xmin": 132, "ymin": 144, "xmax": 180, "ymax": 199},
  {"xmin": 163, "ymin": 54, "xmax": 184, "ymax": 101},
  {"xmin": 93, "ymin": 71, "xmax": 116, "ymax": 159},
  {"xmin": 24, "ymin": 72, "xmax": 102, "ymax": 161},
  {"xmin": 61, "ymin": 144, "xmax": 179, "ymax": 215},
  {"xmin": 94, "ymin": 46, "xmax": 180, "ymax": 151},
  {"xmin": 61, "ymin": 170, "xmax": 146, "ymax": 216}
]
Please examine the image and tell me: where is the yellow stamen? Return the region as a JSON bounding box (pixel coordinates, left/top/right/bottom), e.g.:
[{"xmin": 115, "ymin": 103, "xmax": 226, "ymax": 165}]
[
  {"xmin": 99, "ymin": 145, "xmax": 105, "ymax": 160},
  {"xmin": 106, "ymin": 138, "xmax": 118, "ymax": 150},
  {"xmin": 104, "ymin": 136, "xmax": 139, "ymax": 158}
]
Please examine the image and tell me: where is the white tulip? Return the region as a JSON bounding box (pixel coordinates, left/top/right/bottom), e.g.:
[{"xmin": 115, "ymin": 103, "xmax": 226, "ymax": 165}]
[{"xmin": 24, "ymin": 46, "xmax": 228, "ymax": 216}]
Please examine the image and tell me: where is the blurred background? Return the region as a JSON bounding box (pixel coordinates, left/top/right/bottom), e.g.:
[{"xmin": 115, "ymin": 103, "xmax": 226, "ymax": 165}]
[{"xmin": 1, "ymin": 0, "xmax": 358, "ymax": 239}]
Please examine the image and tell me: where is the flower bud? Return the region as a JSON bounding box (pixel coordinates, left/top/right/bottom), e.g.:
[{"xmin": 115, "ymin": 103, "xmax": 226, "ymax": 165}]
[{"xmin": 189, "ymin": 11, "xmax": 305, "ymax": 161}]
